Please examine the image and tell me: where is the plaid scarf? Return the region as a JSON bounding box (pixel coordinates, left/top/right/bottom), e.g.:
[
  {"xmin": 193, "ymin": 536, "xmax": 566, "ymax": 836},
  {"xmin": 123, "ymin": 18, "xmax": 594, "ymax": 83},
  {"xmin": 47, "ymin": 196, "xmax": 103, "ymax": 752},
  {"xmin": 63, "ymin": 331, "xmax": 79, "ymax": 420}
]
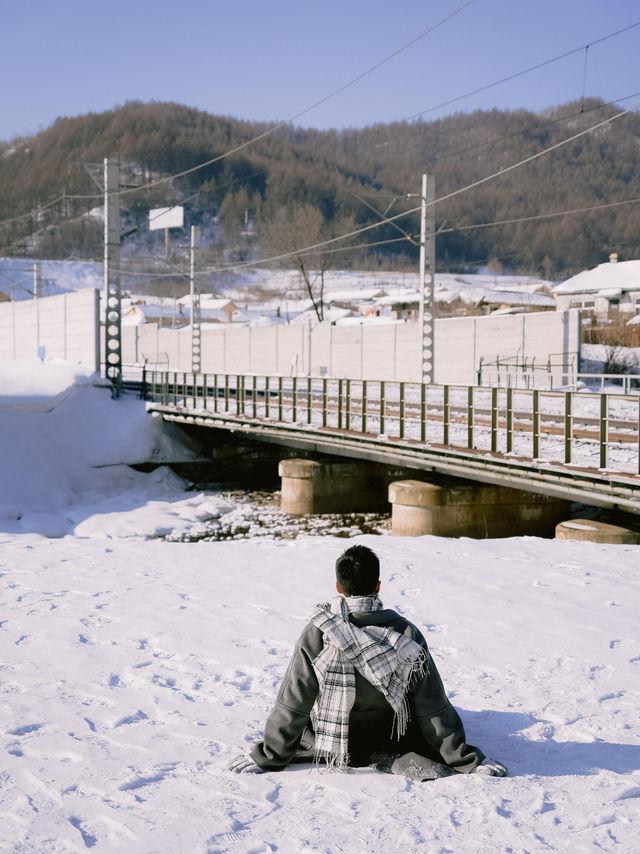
[{"xmin": 308, "ymin": 594, "xmax": 428, "ymax": 769}]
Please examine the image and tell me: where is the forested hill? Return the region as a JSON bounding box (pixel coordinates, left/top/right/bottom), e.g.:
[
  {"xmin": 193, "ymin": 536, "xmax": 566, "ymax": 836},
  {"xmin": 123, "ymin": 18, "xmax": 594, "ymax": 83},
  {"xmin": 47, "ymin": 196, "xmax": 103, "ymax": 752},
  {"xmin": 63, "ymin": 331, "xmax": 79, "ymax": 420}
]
[{"xmin": 1, "ymin": 98, "xmax": 639, "ymax": 277}]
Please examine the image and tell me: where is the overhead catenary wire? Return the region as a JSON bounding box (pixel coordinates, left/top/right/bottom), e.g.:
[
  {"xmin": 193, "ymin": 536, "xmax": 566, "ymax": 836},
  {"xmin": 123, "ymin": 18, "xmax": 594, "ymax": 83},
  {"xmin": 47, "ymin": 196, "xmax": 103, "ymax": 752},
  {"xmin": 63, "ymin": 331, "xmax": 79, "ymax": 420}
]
[
  {"xmin": 114, "ymin": 1, "xmax": 474, "ymax": 197},
  {"xmin": 13, "ymin": 187, "xmax": 638, "ymax": 280},
  {"xmin": 111, "ymin": 191, "xmax": 640, "ymax": 277},
  {"xmin": 4, "ymin": 100, "xmax": 640, "ymax": 268},
  {"xmin": 3, "ymin": 85, "xmax": 637, "ymax": 238},
  {"xmin": 439, "ymin": 196, "xmax": 640, "ymax": 235},
  {"xmin": 369, "ymin": 90, "xmax": 640, "ymax": 188},
  {"xmin": 284, "ymin": 196, "xmax": 640, "ymax": 255},
  {"xmin": 403, "ymin": 20, "xmax": 640, "ymax": 121},
  {"xmin": 190, "ymin": 101, "xmax": 640, "ymax": 277},
  {"xmin": 1, "ymin": 10, "xmax": 639, "ymax": 276},
  {"xmin": 0, "ymin": 3, "xmax": 473, "ymax": 231},
  {"xmin": 2, "ymin": 20, "xmax": 637, "ymax": 234},
  {"xmin": 118, "ymin": 14, "xmax": 640, "ymax": 195}
]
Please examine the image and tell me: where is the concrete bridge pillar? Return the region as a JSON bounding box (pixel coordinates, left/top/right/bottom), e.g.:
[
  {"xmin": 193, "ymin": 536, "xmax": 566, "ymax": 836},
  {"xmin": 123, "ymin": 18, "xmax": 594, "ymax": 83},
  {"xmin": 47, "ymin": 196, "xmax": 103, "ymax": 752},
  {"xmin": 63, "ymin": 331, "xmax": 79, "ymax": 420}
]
[
  {"xmin": 279, "ymin": 458, "xmax": 386, "ymax": 515},
  {"xmin": 388, "ymin": 478, "xmax": 570, "ymax": 538},
  {"xmin": 555, "ymin": 519, "xmax": 640, "ymax": 544}
]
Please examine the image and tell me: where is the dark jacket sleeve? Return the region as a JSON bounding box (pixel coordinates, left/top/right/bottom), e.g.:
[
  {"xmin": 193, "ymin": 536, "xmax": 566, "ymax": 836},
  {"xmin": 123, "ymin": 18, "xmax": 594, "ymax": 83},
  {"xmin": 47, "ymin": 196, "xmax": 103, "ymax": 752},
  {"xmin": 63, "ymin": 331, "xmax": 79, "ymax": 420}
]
[
  {"xmin": 250, "ymin": 624, "xmax": 321, "ymax": 770},
  {"xmin": 409, "ymin": 628, "xmax": 485, "ymax": 773}
]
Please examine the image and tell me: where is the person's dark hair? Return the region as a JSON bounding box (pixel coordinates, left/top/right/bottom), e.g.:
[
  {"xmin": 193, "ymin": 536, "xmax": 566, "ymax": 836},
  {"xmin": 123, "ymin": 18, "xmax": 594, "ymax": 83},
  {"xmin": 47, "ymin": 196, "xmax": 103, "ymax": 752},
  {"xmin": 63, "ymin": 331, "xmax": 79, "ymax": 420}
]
[{"xmin": 335, "ymin": 545, "xmax": 380, "ymax": 596}]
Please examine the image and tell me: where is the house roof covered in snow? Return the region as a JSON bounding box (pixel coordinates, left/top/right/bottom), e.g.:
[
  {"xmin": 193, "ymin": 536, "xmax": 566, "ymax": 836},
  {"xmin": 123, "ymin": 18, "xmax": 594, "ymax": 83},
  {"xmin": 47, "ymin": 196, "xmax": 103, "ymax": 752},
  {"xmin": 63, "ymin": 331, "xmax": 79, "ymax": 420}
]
[
  {"xmin": 477, "ymin": 290, "xmax": 555, "ymax": 308},
  {"xmin": 376, "ymin": 290, "xmax": 420, "ymax": 306},
  {"xmin": 291, "ymin": 306, "xmax": 353, "ymax": 324},
  {"xmin": 554, "ymin": 260, "xmax": 640, "ymax": 295},
  {"xmin": 325, "ymin": 287, "xmax": 386, "ymax": 303}
]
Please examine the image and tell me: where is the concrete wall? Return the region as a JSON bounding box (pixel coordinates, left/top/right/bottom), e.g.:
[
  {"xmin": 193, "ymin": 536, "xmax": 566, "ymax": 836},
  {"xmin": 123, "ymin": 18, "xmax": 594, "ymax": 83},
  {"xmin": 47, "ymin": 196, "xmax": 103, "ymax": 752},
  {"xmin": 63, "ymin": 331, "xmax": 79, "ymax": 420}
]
[
  {"xmin": 440, "ymin": 311, "xmax": 582, "ymax": 386},
  {"xmin": 0, "ymin": 289, "xmax": 100, "ymax": 371},
  {"xmin": 124, "ymin": 310, "xmax": 581, "ymax": 386},
  {"xmin": 0, "ymin": 291, "xmax": 578, "ymax": 387}
]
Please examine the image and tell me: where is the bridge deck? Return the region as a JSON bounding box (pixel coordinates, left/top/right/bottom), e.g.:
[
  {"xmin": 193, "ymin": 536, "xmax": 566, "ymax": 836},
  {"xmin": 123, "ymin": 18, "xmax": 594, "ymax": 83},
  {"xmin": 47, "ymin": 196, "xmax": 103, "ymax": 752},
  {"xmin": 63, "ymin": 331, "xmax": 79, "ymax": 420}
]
[{"xmin": 142, "ymin": 371, "xmax": 640, "ymax": 515}]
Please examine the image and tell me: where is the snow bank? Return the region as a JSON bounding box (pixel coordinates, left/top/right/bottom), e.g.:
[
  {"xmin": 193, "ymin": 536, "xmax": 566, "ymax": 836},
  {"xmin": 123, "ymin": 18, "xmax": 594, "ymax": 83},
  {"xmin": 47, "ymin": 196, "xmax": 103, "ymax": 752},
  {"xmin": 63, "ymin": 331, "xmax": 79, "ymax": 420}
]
[
  {"xmin": 0, "ymin": 360, "xmax": 208, "ymax": 538},
  {"xmin": 1, "ymin": 534, "xmax": 638, "ymax": 852}
]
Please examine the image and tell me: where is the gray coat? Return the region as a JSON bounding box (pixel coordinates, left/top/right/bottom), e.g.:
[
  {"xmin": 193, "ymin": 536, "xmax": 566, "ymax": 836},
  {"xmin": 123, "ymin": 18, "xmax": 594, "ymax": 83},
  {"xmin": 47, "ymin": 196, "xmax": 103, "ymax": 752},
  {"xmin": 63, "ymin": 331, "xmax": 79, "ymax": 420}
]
[{"xmin": 251, "ymin": 606, "xmax": 484, "ymax": 773}]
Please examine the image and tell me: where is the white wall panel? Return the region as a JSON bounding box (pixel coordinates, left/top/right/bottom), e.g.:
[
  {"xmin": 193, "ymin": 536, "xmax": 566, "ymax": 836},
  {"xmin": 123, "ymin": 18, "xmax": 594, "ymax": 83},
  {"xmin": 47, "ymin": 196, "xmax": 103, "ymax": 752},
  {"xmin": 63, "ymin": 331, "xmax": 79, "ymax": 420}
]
[
  {"xmin": 119, "ymin": 311, "xmax": 581, "ymax": 387},
  {"xmin": 0, "ymin": 290, "xmax": 99, "ymax": 370}
]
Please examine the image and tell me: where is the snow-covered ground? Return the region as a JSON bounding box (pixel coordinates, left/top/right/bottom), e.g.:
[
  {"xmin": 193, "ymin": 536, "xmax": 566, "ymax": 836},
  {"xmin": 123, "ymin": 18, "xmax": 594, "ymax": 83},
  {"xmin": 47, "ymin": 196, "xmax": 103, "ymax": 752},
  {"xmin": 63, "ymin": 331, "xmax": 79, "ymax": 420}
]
[
  {"xmin": 0, "ymin": 360, "xmax": 245, "ymax": 541},
  {"xmin": 213, "ymin": 268, "xmax": 555, "ymax": 317},
  {"xmin": 0, "ymin": 259, "xmax": 102, "ymax": 301},
  {"xmin": 0, "ymin": 257, "xmax": 552, "ymax": 313},
  {"xmin": 1, "ymin": 361, "xmax": 639, "ymax": 853}
]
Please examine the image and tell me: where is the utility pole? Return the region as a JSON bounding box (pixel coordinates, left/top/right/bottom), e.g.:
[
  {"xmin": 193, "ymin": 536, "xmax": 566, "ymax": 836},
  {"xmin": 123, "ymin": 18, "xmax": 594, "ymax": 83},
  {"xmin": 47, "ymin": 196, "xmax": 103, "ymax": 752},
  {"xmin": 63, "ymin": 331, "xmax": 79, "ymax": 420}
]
[
  {"xmin": 33, "ymin": 262, "xmax": 42, "ymax": 358},
  {"xmin": 418, "ymin": 173, "xmax": 436, "ymax": 384},
  {"xmin": 33, "ymin": 261, "xmax": 42, "ymax": 298},
  {"xmin": 103, "ymin": 157, "xmax": 122, "ymax": 394},
  {"xmin": 190, "ymin": 225, "xmax": 202, "ymax": 373}
]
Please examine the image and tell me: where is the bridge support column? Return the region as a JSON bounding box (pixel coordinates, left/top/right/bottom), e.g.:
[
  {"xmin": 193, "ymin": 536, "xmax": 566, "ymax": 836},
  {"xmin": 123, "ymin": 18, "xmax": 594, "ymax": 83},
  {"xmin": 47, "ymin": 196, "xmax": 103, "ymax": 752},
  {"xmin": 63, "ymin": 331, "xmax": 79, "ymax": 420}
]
[
  {"xmin": 389, "ymin": 479, "xmax": 569, "ymax": 538},
  {"xmin": 279, "ymin": 458, "xmax": 386, "ymax": 515},
  {"xmin": 555, "ymin": 519, "xmax": 640, "ymax": 544}
]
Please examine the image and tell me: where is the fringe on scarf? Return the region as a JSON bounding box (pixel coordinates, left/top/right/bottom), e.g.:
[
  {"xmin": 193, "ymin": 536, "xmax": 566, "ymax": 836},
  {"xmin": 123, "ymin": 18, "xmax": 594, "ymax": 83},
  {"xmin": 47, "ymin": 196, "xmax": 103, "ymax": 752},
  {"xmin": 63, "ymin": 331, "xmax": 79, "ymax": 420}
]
[{"xmin": 389, "ymin": 649, "xmax": 429, "ymax": 741}]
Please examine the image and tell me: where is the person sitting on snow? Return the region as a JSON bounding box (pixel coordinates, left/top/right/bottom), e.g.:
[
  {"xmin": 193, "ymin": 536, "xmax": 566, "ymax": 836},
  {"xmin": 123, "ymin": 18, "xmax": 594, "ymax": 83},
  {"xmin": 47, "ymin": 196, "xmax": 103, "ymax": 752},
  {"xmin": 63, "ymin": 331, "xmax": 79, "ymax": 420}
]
[{"xmin": 229, "ymin": 544, "xmax": 507, "ymax": 781}]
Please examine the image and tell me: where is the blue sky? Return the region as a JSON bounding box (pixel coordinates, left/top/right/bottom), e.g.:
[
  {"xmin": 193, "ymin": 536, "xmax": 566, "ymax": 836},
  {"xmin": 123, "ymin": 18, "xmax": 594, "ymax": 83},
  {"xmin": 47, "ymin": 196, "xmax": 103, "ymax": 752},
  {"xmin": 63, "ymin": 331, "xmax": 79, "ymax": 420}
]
[{"xmin": 2, "ymin": 0, "xmax": 639, "ymax": 141}]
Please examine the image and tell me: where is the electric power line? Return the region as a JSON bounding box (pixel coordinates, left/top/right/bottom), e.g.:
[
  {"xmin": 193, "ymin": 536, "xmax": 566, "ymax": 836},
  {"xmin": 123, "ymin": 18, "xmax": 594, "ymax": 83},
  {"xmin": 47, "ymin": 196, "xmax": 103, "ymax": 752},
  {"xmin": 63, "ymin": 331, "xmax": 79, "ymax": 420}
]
[
  {"xmin": 0, "ymin": 0, "xmax": 473, "ymax": 227},
  {"xmin": 403, "ymin": 20, "xmax": 640, "ymax": 121},
  {"xmin": 1, "ymin": 20, "xmax": 636, "ymax": 235},
  {"xmin": 2, "ymin": 11, "xmax": 638, "ymax": 269},
  {"xmin": 105, "ymin": 192, "xmax": 640, "ymax": 281},
  {"xmin": 371, "ymin": 90, "xmax": 640, "ymax": 188},
  {"xmin": 439, "ymin": 196, "xmax": 640, "ymax": 235},
  {"xmin": 113, "ymin": 1, "xmax": 475, "ymax": 197},
  {"xmin": 192, "ymin": 101, "xmax": 640, "ymax": 276}
]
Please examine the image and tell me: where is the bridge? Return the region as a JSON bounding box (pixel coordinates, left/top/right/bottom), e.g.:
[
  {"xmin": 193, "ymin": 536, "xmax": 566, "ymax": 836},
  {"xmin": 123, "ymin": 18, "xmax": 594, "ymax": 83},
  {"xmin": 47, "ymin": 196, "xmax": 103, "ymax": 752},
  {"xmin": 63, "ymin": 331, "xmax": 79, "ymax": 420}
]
[{"xmin": 140, "ymin": 369, "xmax": 640, "ymax": 518}]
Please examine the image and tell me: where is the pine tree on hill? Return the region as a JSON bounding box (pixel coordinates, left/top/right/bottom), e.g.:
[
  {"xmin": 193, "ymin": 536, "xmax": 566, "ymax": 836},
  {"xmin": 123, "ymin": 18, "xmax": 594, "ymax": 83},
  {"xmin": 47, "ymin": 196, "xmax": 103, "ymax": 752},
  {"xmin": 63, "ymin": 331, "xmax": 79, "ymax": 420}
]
[{"xmin": 1, "ymin": 98, "xmax": 639, "ymax": 277}]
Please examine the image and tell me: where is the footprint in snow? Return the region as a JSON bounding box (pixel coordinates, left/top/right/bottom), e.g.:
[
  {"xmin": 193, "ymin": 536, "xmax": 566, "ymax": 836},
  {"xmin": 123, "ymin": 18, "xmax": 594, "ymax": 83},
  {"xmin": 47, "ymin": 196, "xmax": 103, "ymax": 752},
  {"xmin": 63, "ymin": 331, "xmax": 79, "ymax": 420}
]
[
  {"xmin": 8, "ymin": 723, "xmax": 44, "ymax": 736},
  {"xmin": 598, "ymin": 691, "xmax": 625, "ymax": 702},
  {"xmin": 119, "ymin": 762, "xmax": 177, "ymax": 792},
  {"xmin": 114, "ymin": 709, "xmax": 148, "ymax": 727},
  {"xmin": 69, "ymin": 816, "xmax": 98, "ymax": 849}
]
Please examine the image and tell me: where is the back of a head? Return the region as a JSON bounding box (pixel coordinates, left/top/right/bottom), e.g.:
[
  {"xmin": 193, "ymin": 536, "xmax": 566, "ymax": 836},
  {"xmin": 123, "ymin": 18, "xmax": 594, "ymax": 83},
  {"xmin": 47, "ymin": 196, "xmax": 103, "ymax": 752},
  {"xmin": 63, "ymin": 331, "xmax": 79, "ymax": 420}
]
[{"xmin": 335, "ymin": 545, "xmax": 380, "ymax": 596}]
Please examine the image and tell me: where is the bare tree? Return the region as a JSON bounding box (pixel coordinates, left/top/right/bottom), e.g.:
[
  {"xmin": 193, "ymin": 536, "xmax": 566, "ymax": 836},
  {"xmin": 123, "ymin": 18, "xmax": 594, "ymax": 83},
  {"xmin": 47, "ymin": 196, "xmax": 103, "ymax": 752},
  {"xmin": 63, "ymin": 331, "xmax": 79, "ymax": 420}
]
[{"xmin": 259, "ymin": 205, "xmax": 351, "ymax": 321}]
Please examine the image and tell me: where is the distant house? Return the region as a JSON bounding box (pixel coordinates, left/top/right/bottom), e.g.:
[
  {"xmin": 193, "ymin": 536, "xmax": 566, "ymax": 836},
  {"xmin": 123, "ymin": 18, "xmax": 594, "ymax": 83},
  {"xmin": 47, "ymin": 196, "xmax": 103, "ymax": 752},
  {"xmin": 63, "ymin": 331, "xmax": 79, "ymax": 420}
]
[
  {"xmin": 372, "ymin": 285, "xmax": 554, "ymax": 319},
  {"xmin": 292, "ymin": 306, "xmax": 354, "ymax": 325},
  {"xmin": 375, "ymin": 290, "xmax": 420, "ymax": 321},
  {"xmin": 474, "ymin": 290, "xmax": 555, "ymax": 314},
  {"xmin": 325, "ymin": 287, "xmax": 386, "ymax": 316},
  {"xmin": 177, "ymin": 295, "xmax": 242, "ymax": 323},
  {"xmin": 554, "ymin": 256, "xmax": 640, "ymax": 319},
  {"xmin": 122, "ymin": 302, "xmax": 186, "ymax": 328}
]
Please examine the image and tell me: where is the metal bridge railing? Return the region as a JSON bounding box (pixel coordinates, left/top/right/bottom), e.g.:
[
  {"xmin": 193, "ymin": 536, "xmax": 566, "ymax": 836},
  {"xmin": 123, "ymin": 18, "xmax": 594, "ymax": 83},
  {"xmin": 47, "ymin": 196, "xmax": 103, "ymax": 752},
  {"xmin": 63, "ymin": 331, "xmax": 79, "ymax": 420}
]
[{"xmin": 143, "ymin": 370, "xmax": 640, "ymax": 477}]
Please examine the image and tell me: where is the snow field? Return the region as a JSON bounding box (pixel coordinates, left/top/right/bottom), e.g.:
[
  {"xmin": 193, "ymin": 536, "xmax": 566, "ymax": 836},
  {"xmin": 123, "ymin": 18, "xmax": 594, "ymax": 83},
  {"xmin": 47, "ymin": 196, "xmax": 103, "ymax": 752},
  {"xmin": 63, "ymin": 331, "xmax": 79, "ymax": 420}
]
[
  {"xmin": 1, "ymin": 534, "xmax": 639, "ymax": 853},
  {"xmin": 1, "ymin": 358, "xmax": 639, "ymax": 852}
]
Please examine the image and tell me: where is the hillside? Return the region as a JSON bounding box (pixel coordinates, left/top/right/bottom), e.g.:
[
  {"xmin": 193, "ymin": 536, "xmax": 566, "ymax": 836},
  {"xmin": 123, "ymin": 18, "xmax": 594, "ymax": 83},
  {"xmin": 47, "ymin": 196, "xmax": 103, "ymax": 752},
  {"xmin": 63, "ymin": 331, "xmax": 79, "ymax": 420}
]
[{"xmin": 1, "ymin": 99, "xmax": 639, "ymax": 278}]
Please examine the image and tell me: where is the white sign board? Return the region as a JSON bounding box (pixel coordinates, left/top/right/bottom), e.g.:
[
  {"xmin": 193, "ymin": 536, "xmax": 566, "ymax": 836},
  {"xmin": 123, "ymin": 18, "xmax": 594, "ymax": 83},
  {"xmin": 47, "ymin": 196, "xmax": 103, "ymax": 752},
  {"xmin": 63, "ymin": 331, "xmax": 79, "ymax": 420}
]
[{"xmin": 149, "ymin": 206, "xmax": 184, "ymax": 231}]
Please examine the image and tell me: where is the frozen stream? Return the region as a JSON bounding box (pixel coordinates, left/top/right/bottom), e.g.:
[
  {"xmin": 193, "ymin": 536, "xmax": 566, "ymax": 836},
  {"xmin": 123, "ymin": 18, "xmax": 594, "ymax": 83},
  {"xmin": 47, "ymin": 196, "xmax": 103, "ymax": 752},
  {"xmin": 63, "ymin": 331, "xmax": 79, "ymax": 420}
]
[{"xmin": 161, "ymin": 486, "xmax": 391, "ymax": 542}]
